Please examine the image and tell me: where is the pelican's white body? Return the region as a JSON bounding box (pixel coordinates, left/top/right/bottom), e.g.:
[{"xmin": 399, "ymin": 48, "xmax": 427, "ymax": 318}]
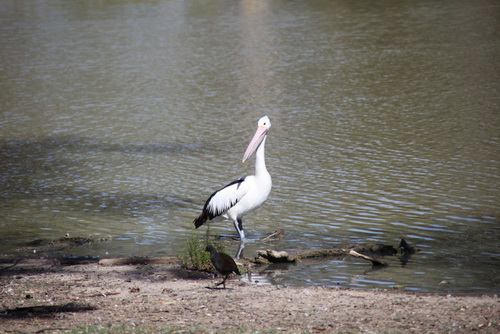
[
  {"xmin": 210, "ymin": 138, "xmax": 272, "ymax": 237},
  {"xmin": 194, "ymin": 116, "xmax": 272, "ymax": 241}
]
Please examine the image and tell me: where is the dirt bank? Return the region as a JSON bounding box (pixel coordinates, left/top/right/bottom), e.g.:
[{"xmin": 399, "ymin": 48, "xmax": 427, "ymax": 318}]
[{"xmin": 1, "ymin": 258, "xmax": 498, "ymax": 333}]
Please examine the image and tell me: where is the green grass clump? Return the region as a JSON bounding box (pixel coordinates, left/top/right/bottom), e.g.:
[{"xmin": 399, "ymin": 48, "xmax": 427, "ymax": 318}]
[
  {"xmin": 179, "ymin": 230, "xmax": 227, "ymax": 272},
  {"xmin": 179, "ymin": 231, "xmax": 211, "ymax": 271}
]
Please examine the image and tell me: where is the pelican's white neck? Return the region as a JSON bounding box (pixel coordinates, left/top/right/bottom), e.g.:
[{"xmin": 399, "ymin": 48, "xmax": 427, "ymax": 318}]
[{"xmin": 255, "ymin": 136, "xmax": 268, "ymax": 177}]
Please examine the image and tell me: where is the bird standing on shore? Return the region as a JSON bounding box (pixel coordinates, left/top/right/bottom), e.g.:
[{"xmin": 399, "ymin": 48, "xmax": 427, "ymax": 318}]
[
  {"xmin": 193, "ymin": 116, "xmax": 272, "ymax": 242},
  {"xmin": 205, "ymin": 245, "xmax": 241, "ymax": 288}
]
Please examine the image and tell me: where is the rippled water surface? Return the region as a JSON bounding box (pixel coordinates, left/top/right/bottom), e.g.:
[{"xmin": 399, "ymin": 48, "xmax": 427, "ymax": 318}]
[{"xmin": 1, "ymin": 0, "xmax": 499, "ymax": 294}]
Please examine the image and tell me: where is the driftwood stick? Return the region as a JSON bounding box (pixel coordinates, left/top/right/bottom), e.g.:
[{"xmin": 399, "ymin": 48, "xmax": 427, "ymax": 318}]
[
  {"xmin": 261, "ymin": 229, "xmax": 285, "ymax": 242},
  {"xmin": 0, "ymin": 259, "xmax": 23, "ymax": 273},
  {"xmin": 254, "ymin": 241, "xmax": 403, "ymax": 266},
  {"xmin": 98, "ymin": 257, "xmax": 179, "ymax": 266},
  {"xmin": 293, "ymin": 248, "xmax": 348, "ymax": 259},
  {"xmin": 256, "ymin": 248, "xmax": 349, "ymax": 263},
  {"xmin": 348, "ymin": 250, "xmax": 387, "ymax": 267},
  {"xmin": 256, "ymin": 249, "xmax": 295, "ymax": 263}
]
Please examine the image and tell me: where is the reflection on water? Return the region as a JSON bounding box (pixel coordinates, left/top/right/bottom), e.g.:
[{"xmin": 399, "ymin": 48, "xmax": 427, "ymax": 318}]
[{"xmin": 1, "ymin": 0, "xmax": 499, "ymax": 294}]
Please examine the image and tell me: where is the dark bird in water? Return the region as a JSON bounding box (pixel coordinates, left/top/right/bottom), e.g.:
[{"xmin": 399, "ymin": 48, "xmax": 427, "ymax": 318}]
[{"xmin": 205, "ymin": 245, "xmax": 241, "ymax": 288}]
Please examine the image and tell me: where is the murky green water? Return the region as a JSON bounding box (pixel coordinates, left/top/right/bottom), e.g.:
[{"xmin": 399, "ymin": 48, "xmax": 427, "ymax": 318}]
[{"xmin": 1, "ymin": 0, "xmax": 499, "ymax": 294}]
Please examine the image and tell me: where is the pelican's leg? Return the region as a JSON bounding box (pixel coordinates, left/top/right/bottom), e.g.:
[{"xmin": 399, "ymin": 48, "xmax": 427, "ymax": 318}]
[
  {"xmin": 233, "ymin": 218, "xmax": 246, "ymax": 242},
  {"xmin": 235, "ymin": 241, "xmax": 245, "ymax": 259}
]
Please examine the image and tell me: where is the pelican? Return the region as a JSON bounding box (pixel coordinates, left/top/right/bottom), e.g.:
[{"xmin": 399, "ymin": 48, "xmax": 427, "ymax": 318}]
[{"xmin": 193, "ymin": 116, "xmax": 272, "ymax": 242}]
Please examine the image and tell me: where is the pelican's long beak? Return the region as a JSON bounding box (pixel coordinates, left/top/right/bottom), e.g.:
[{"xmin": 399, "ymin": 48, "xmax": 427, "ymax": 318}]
[{"xmin": 242, "ymin": 125, "xmax": 268, "ymax": 163}]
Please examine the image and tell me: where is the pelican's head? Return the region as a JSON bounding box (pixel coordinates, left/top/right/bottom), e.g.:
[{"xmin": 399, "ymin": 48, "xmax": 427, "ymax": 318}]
[
  {"xmin": 242, "ymin": 116, "xmax": 271, "ymax": 163},
  {"xmin": 258, "ymin": 115, "xmax": 271, "ymax": 129}
]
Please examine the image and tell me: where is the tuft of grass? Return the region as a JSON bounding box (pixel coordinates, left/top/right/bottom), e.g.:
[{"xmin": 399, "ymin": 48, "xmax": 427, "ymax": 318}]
[
  {"xmin": 179, "ymin": 230, "xmax": 211, "ymax": 271},
  {"xmin": 179, "ymin": 230, "xmax": 228, "ymax": 272}
]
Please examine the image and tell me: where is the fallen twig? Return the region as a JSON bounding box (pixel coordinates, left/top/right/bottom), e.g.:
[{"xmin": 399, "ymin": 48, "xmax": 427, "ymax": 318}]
[
  {"xmin": 86, "ymin": 291, "xmax": 121, "ymax": 297},
  {"xmin": 98, "ymin": 257, "xmax": 179, "ymax": 266},
  {"xmin": 348, "ymin": 249, "xmax": 387, "ymax": 267},
  {"xmin": 261, "ymin": 229, "xmax": 285, "ymax": 242},
  {"xmin": 0, "ymin": 259, "xmax": 22, "ymax": 273}
]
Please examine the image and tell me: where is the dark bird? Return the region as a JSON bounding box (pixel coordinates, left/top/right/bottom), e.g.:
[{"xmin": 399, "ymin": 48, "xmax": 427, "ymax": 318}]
[
  {"xmin": 205, "ymin": 245, "xmax": 241, "ymax": 288},
  {"xmin": 194, "ymin": 116, "xmax": 272, "ymax": 242}
]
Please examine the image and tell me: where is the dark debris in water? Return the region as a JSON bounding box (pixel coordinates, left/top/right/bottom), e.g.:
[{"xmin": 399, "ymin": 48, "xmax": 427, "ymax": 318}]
[{"xmin": 22, "ymin": 234, "xmax": 112, "ymax": 253}]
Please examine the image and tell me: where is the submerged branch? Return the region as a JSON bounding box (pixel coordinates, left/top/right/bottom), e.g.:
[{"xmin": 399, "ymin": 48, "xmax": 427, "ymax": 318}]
[{"xmin": 252, "ymin": 240, "xmax": 413, "ymax": 267}]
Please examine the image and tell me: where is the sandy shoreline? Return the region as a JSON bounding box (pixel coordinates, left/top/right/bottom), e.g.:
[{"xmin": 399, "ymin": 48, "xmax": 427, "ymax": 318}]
[{"xmin": 1, "ymin": 258, "xmax": 498, "ymax": 333}]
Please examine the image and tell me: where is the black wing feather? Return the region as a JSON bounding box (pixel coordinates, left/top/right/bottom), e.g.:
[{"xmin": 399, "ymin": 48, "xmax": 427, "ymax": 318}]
[{"xmin": 193, "ymin": 178, "xmax": 245, "ymax": 228}]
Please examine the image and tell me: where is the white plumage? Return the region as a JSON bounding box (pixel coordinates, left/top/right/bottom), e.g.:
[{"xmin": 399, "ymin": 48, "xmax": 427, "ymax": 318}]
[{"xmin": 194, "ymin": 116, "xmax": 272, "ymax": 241}]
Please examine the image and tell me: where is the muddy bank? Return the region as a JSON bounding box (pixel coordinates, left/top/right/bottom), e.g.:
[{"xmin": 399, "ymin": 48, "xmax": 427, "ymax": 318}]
[{"xmin": 0, "ymin": 258, "xmax": 498, "ymax": 333}]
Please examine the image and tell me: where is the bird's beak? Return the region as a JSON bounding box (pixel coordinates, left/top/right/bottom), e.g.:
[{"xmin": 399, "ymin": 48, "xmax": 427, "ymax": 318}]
[{"xmin": 242, "ymin": 125, "xmax": 268, "ymax": 163}]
